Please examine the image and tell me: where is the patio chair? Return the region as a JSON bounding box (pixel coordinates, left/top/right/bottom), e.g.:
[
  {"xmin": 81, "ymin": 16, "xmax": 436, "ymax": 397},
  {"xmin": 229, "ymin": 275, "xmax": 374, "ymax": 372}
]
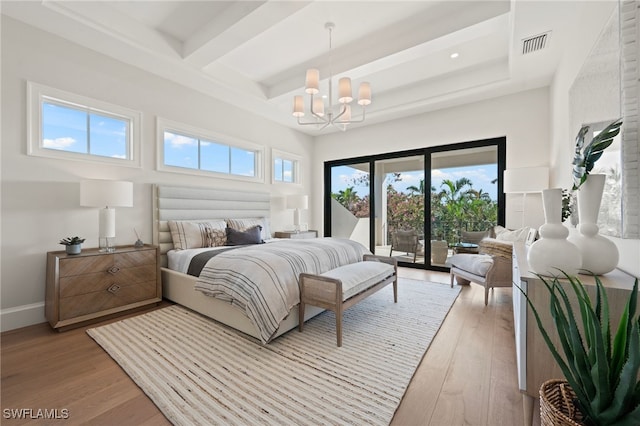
[{"xmin": 389, "ymin": 229, "xmax": 422, "ymax": 262}]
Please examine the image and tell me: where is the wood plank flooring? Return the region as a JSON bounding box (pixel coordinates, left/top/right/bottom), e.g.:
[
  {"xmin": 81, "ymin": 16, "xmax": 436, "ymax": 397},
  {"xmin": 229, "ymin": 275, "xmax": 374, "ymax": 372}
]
[{"xmin": 1, "ymin": 268, "xmax": 528, "ymax": 425}]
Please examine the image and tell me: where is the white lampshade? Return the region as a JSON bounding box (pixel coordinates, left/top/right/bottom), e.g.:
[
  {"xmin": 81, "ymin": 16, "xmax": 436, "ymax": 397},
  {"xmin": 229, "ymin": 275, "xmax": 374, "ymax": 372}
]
[
  {"xmin": 357, "ymin": 82, "xmax": 372, "ymax": 106},
  {"xmin": 305, "ymin": 69, "xmax": 319, "ymax": 94},
  {"xmin": 338, "ymin": 77, "xmax": 353, "ymax": 104},
  {"xmin": 503, "ymin": 167, "xmax": 549, "ymax": 193},
  {"xmin": 286, "ymin": 194, "xmax": 308, "ymax": 210},
  {"xmin": 292, "ymin": 96, "xmax": 304, "ymax": 117},
  {"xmin": 312, "ymin": 97, "xmax": 325, "ymax": 117},
  {"xmin": 80, "ymin": 179, "xmax": 133, "ymax": 207}
]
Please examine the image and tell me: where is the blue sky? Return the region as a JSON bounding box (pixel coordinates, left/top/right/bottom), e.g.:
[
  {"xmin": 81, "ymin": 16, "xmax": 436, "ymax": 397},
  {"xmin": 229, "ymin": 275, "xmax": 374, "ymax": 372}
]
[
  {"xmin": 42, "ymin": 102, "xmax": 127, "ymax": 158},
  {"xmin": 331, "ymin": 164, "xmax": 498, "ymax": 201}
]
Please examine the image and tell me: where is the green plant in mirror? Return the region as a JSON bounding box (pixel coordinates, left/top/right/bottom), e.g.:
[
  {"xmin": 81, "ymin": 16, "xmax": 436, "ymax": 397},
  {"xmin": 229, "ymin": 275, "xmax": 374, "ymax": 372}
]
[
  {"xmin": 520, "ymin": 274, "xmax": 639, "ymax": 425},
  {"xmin": 572, "ymin": 118, "xmax": 622, "ymax": 191}
]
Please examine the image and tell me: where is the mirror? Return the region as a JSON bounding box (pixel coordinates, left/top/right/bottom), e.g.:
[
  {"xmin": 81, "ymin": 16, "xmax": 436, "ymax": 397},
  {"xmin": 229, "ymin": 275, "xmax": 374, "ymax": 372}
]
[{"xmin": 569, "ymin": 1, "xmax": 639, "ymax": 239}]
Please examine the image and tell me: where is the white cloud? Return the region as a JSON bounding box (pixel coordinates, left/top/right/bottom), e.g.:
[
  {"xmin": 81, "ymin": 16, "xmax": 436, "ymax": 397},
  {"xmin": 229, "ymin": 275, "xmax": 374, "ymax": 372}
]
[
  {"xmin": 43, "ymin": 137, "xmax": 76, "ymax": 149},
  {"xmin": 165, "ymin": 133, "xmax": 197, "ymax": 148}
]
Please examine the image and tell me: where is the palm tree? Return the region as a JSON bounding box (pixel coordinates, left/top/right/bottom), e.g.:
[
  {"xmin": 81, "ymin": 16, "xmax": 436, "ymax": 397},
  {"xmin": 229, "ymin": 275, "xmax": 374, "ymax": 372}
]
[
  {"xmin": 332, "ymin": 186, "xmax": 360, "ymax": 212},
  {"xmin": 406, "ymin": 179, "xmax": 425, "ymax": 195}
]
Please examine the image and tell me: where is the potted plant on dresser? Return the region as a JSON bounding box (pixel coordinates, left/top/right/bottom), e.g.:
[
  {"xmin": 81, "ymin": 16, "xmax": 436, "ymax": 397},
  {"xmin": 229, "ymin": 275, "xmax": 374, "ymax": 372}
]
[
  {"xmin": 521, "ymin": 274, "xmax": 639, "ymax": 426},
  {"xmin": 59, "ymin": 236, "xmax": 85, "ymax": 255}
]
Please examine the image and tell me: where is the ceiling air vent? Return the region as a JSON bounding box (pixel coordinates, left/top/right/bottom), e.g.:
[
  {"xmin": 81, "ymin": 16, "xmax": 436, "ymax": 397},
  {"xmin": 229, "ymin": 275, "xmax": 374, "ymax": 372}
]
[{"xmin": 522, "ymin": 32, "xmax": 550, "ymax": 55}]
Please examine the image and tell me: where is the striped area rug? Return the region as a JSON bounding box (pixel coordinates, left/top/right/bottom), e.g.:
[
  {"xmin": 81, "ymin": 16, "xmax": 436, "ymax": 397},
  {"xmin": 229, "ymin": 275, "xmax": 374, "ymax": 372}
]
[{"xmin": 87, "ymin": 278, "xmax": 460, "ymax": 425}]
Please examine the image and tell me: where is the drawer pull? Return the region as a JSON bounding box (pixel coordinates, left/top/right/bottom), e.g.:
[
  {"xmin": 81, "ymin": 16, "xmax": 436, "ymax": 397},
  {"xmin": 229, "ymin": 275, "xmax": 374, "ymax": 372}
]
[
  {"xmin": 107, "ymin": 266, "xmax": 120, "ymax": 275},
  {"xmin": 107, "ymin": 284, "xmax": 121, "ymax": 294}
]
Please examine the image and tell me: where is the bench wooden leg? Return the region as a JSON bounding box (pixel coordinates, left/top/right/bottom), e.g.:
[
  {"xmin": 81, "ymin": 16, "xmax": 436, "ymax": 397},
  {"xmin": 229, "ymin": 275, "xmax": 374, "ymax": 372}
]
[
  {"xmin": 298, "ymin": 301, "xmax": 305, "ymax": 332},
  {"xmin": 336, "ymin": 308, "xmax": 342, "ymax": 347},
  {"xmin": 393, "ymin": 278, "xmax": 398, "ymax": 303}
]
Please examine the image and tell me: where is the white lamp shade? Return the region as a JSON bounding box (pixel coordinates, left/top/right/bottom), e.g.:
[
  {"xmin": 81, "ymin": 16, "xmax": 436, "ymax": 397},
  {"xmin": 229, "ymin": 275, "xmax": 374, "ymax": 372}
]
[
  {"xmin": 305, "ymin": 69, "xmax": 319, "ymax": 94},
  {"xmin": 357, "ymin": 82, "xmax": 372, "ymax": 106},
  {"xmin": 292, "ymin": 96, "xmax": 304, "ymax": 117},
  {"xmin": 80, "ymin": 179, "xmax": 133, "ymax": 207},
  {"xmin": 312, "ymin": 97, "xmax": 325, "ymax": 116},
  {"xmin": 286, "ymin": 194, "xmax": 308, "ymax": 210},
  {"xmin": 503, "ymin": 167, "xmax": 549, "ymax": 193},
  {"xmin": 338, "ymin": 77, "xmax": 353, "ymax": 103}
]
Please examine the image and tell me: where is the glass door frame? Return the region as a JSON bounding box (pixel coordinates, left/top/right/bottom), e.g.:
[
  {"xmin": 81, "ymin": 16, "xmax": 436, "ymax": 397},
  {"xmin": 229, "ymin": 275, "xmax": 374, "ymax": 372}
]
[{"xmin": 324, "ymin": 137, "xmax": 506, "ymax": 271}]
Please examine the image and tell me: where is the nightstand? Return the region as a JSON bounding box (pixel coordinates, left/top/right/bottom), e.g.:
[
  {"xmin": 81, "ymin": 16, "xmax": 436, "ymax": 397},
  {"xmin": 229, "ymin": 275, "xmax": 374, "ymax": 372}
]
[
  {"xmin": 45, "ymin": 245, "xmax": 161, "ymax": 331},
  {"xmin": 274, "ymin": 230, "xmax": 318, "ymax": 239}
]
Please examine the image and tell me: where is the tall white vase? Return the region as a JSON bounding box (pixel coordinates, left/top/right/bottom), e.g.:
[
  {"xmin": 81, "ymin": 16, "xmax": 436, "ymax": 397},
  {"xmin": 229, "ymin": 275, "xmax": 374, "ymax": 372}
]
[
  {"xmin": 568, "ymin": 174, "xmax": 619, "ymax": 275},
  {"xmin": 528, "ymin": 188, "xmax": 581, "ymax": 277}
]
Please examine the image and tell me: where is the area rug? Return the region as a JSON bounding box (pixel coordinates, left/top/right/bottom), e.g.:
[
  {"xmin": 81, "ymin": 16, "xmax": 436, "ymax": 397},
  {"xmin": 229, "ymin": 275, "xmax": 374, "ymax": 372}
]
[{"xmin": 87, "ymin": 278, "xmax": 461, "ymax": 425}]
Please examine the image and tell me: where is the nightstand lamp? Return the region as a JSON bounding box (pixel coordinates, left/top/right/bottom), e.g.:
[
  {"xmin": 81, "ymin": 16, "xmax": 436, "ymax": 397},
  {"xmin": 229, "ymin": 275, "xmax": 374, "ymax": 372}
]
[
  {"xmin": 286, "ymin": 194, "xmax": 308, "ymax": 232},
  {"xmin": 80, "ymin": 179, "xmax": 133, "ymax": 252}
]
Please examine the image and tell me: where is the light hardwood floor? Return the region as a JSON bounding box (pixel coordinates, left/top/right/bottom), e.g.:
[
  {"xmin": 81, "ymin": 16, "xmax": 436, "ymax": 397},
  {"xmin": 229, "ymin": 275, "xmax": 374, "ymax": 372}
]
[{"xmin": 1, "ymin": 268, "xmax": 529, "ymax": 425}]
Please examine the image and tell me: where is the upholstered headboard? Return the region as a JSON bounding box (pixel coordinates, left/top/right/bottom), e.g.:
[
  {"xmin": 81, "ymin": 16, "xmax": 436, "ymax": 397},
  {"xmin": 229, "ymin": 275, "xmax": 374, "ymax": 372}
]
[{"xmin": 153, "ymin": 185, "xmax": 271, "ymax": 267}]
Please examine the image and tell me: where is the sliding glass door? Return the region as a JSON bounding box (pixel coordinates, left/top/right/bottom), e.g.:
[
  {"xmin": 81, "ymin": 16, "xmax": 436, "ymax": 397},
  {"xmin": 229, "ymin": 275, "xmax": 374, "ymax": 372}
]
[{"xmin": 324, "ymin": 138, "xmax": 505, "ymax": 271}]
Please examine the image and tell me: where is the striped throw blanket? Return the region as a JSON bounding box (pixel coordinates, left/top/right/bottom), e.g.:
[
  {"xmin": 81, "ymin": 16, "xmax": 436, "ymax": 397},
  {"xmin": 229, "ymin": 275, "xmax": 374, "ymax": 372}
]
[{"xmin": 194, "ymin": 238, "xmax": 369, "ymax": 343}]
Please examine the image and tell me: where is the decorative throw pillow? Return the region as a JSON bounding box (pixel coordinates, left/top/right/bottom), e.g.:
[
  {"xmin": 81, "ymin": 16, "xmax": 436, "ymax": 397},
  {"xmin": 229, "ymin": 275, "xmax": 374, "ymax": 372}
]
[
  {"xmin": 494, "ymin": 225, "xmax": 530, "ymax": 242},
  {"xmin": 226, "ymin": 225, "xmax": 263, "ymax": 246},
  {"xmin": 226, "ymin": 218, "xmax": 271, "ymax": 240},
  {"xmin": 168, "ymin": 220, "xmax": 227, "ymax": 250}
]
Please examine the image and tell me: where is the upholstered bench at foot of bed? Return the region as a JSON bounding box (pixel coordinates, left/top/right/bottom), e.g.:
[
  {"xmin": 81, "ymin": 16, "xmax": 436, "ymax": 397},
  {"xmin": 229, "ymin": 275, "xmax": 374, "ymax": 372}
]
[{"xmin": 298, "ymin": 254, "xmax": 398, "ymax": 347}]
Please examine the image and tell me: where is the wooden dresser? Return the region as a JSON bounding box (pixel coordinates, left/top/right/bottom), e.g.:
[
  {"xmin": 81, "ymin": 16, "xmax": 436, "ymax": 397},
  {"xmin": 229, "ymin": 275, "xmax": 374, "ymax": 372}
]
[
  {"xmin": 512, "ymin": 242, "xmax": 637, "ymax": 426},
  {"xmin": 46, "ymin": 245, "xmax": 161, "ymax": 331}
]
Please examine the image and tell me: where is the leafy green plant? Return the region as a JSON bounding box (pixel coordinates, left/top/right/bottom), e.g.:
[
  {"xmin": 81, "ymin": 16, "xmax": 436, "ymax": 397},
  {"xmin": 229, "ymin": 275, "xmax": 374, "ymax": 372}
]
[
  {"xmin": 572, "ymin": 118, "xmax": 622, "ymax": 191},
  {"xmin": 59, "ymin": 236, "xmax": 85, "ymax": 246},
  {"xmin": 521, "ymin": 274, "xmax": 640, "ymax": 425}
]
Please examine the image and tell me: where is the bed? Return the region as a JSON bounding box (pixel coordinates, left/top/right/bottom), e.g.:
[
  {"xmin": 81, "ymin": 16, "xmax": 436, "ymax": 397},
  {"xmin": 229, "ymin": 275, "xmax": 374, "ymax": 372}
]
[{"xmin": 152, "ymin": 185, "xmax": 369, "ymax": 343}]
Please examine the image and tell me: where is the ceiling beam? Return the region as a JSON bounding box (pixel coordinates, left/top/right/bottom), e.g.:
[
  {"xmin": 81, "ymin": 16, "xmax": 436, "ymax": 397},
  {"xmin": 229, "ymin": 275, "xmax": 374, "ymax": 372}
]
[{"xmin": 183, "ymin": 1, "xmax": 313, "ymax": 69}]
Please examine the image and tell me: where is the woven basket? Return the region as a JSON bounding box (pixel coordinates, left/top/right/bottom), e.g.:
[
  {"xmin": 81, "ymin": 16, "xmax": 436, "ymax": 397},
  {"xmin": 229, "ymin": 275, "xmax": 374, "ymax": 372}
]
[{"xmin": 539, "ymin": 379, "xmax": 584, "ymax": 426}]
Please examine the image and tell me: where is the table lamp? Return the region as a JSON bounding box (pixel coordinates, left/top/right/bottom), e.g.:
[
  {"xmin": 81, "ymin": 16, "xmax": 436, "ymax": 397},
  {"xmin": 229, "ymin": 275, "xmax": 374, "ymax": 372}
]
[
  {"xmin": 80, "ymin": 179, "xmax": 133, "ymax": 252},
  {"xmin": 286, "ymin": 194, "xmax": 308, "ymax": 232}
]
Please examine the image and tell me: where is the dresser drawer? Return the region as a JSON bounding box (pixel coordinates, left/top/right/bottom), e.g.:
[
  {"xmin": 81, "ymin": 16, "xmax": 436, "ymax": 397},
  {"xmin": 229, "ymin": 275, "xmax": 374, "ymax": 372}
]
[
  {"xmin": 59, "ymin": 280, "xmax": 157, "ymax": 320},
  {"xmin": 59, "ymin": 264, "xmax": 157, "ymax": 298}
]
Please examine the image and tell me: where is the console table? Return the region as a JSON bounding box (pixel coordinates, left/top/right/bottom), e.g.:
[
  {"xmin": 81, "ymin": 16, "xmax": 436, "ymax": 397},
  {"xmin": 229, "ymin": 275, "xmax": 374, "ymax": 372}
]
[{"xmin": 512, "ymin": 242, "xmax": 637, "ymax": 426}]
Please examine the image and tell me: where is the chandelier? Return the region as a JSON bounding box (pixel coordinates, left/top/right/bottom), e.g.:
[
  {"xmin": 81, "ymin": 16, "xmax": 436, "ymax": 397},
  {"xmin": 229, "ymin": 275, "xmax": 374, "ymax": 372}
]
[{"xmin": 292, "ymin": 22, "xmax": 371, "ymax": 131}]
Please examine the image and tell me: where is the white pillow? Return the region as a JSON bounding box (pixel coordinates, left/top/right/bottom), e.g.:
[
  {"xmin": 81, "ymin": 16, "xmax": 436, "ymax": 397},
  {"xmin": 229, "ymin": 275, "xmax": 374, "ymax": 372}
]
[
  {"xmin": 168, "ymin": 220, "xmax": 227, "ymax": 250},
  {"xmin": 494, "ymin": 226, "xmax": 530, "ymax": 242},
  {"xmin": 226, "ymin": 217, "xmax": 271, "ymax": 240}
]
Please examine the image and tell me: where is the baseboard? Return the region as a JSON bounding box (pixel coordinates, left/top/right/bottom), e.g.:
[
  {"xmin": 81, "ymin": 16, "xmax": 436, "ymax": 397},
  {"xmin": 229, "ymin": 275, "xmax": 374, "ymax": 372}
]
[{"xmin": 1, "ymin": 302, "xmax": 46, "ymax": 332}]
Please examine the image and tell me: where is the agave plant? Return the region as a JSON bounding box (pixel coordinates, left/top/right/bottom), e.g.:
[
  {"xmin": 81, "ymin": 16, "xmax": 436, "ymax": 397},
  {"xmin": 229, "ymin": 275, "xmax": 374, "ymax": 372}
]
[
  {"xmin": 59, "ymin": 236, "xmax": 85, "ymax": 246},
  {"xmin": 572, "ymin": 118, "xmax": 622, "ymax": 191},
  {"xmin": 521, "ymin": 274, "xmax": 640, "ymax": 426}
]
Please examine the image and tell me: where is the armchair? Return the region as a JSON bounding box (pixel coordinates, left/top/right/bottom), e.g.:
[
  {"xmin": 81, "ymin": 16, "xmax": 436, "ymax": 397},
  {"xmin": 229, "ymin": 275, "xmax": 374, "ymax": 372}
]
[
  {"xmin": 389, "ymin": 229, "xmax": 423, "ymax": 262},
  {"xmin": 449, "ymin": 238, "xmax": 513, "ymax": 305}
]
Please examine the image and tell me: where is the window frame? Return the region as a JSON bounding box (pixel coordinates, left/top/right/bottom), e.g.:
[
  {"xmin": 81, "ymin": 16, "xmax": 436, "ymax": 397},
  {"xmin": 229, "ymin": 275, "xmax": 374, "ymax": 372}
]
[
  {"xmin": 157, "ymin": 117, "xmax": 264, "ymax": 183},
  {"xmin": 27, "ymin": 81, "xmax": 142, "ymax": 167},
  {"xmin": 272, "ymin": 149, "xmax": 302, "ymax": 185}
]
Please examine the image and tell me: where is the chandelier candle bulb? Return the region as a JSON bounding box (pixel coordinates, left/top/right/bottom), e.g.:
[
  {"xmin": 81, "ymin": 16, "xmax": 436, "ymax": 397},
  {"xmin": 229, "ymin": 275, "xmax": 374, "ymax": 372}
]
[
  {"xmin": 293, "ymin": 96, "xmax": 304, "ymax": 117},
  {"xmin": 305, "ymin": 69, "xmax": 319, "ymax": 94},
  {"xmin": 338, "ymin": 77, "xmax": 353, "ymax": 103},
  {"xmin": 358, "ymin": 82, "xmax": 372, "ymax": 105}
]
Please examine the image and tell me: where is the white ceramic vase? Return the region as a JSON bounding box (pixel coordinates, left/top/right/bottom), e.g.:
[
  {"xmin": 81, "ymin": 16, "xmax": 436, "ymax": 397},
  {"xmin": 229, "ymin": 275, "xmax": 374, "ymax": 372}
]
[
  {"xmin": 528, "ymin": 188, "xmax": 581, "ymax": 277},
  {"xmin": 568, "ymin": 173, "xmax": 619, "ymax": 275}
]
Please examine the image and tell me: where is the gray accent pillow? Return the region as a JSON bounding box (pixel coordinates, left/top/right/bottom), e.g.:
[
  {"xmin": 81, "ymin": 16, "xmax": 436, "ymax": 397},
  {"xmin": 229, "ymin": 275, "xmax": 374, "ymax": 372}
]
[{"xmin": 226, "ymin": 225, "xmax": 263, "ymax": 246}]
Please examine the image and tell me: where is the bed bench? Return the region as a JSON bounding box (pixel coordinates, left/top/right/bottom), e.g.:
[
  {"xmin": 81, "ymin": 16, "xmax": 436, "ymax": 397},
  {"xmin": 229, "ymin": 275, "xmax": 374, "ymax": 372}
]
[{"xmin": 298, "ymin": 254, "xmax": 398, "ymax": 347}]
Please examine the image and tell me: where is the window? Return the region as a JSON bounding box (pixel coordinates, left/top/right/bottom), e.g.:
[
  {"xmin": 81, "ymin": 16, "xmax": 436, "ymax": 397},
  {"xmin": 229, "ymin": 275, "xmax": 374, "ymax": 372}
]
[
  {"xmin": 158, "ymin": 118, "xmax": 263, "ymax": 182},
  {"xmin": 273, "ymin": 149, "xmax": 302, "ymax": 185},
  {"xmin": 27, "ymin": 82, "xmax": 141, "ymax": 167}
]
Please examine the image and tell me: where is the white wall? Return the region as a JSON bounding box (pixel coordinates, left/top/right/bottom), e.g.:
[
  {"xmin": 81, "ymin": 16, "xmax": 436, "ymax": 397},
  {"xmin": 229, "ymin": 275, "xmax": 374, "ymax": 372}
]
[
  {"xmin": 549, "ymin": 1, "xmax": 639, "ymax": 277},
  {"xmin": 0, "ymin": 17, "xmax": 313, "ymax": 331},
  {"xmin": 312, "ymin": 88, "xmax": 551, "ymax": 234}
]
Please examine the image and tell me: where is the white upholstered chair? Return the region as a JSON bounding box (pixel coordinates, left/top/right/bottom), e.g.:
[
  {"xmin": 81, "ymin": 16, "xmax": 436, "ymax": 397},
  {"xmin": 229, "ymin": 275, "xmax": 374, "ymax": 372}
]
[{"xmin": 449, "ymin": 238, "xmax": 513, "ymax": 305}]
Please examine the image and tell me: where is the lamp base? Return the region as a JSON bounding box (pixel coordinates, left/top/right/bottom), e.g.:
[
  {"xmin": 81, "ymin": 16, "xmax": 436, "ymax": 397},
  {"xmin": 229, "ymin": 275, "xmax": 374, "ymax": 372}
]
[{"xmin": 99, "ymin": 237, "xmax": 115, "ymax": 252}]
